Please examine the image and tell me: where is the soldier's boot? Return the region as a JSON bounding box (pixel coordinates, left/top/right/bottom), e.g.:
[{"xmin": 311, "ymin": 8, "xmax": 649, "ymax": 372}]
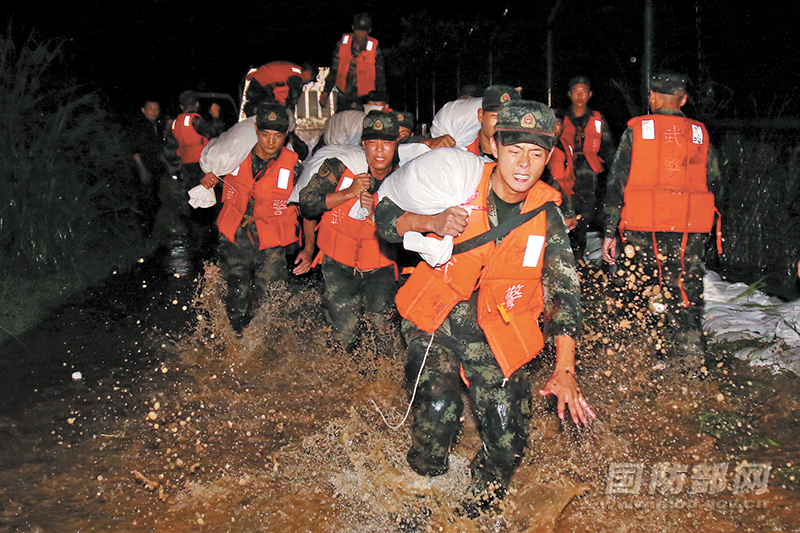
[
  {"xmin": 225, "ymin": 286, "xmax": 251, "ymax": 334},
  {"xmin": 407, "ymin": 397, "xmax": 461, "ymax": 477}
]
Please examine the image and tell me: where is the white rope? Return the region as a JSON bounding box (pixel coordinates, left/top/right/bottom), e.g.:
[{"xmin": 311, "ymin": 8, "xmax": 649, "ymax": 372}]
[{"xmin": 370, "ymin": 330, "xmax": 435, "ymax": 430}]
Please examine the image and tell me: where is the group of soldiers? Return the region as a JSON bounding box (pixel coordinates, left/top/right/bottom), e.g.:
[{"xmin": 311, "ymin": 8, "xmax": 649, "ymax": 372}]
[{"xmin": 132, "ymin": 11, "xmax": 721, "ymax": 518}]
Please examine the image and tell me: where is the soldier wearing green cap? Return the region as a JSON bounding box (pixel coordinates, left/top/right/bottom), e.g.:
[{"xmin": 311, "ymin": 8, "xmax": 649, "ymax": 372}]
[
  {"xmin": 602, "ymin": 71, "xmax": 722, "ymax": 361},
  {"xmin": 299, "ymin": 110, "xmax": 401, "ymax": 348},
  {"xmin": 320, "ymin": 13, "xmax": 386, "ymax": 112},
  {"xmin": 199, "ymin": 102, "xmax": 314, "ymax": 332},
  {"xmin": 562, "ymin": 76, "xmax": 616, "ymax": 262},
  {"xmin": 464, "ymin": 84, "xmax": 521, "ymax": 159},
  {"xmin": 375, "ymin": 100, "xmax": 594, "ymax": 511}
]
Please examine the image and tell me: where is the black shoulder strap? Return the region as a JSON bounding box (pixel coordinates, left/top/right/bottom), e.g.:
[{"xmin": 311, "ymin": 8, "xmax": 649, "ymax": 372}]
[{"xmin": 451, "ymin": 202, "xmax": 555, "ymax": 255}]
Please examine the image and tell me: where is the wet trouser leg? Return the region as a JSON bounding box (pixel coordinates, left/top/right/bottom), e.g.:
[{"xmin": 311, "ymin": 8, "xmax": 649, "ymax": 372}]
[
  {"xmin": 624, "ymin": 231, "xmax": 707, "ymax": 348},
  {"xmin": 404, "ymin": 319, "xmax": 464, "ymax": 476},
  {"xmin": 569, "ymin": 161, "xmax": 600, "ymax": 262},
  {"xmin": 218, "ymin": 234, "xmax": 288, "ymax": 329},
  {"xmin": 321, "ymin": 260, "xmax": 397, "ymax": 346},
  {"xmin": 403, "ymin": 299, "xmax": 531, "ymax": 491}
]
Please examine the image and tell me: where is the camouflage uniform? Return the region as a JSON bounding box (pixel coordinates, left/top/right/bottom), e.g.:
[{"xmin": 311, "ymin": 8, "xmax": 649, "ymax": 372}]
[
  {"xmin": 322, "ymin": 13, "xmax": 386, "ymax": 112},
  {"xmin": 603, "ymin": 104, "xmax": 721, "ymax": 347},
  {"xmin": 375, "ymin": 101, "xmax": 581, "ymax": 492},
  {"xmin": 563, "ymin": 107, "xmax": 616, "ymax": 260},
  {"xmin": 298, "ymin": 113, "xmax": 400, "ymax": 347},
  {"xmin": 220, "ymin": 145, "xmax": 305, "ymax": 331}
]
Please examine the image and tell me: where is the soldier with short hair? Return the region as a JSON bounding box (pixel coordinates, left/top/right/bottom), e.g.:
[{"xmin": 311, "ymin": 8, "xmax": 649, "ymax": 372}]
[
  {"xmin": 320, "ymin": 13, "xmax": 386, "ymax": 112},
  {"xmin": 299, "ymin": 110, "xmax": 401, "ymax": 348},
  {"xmin": 375, "ymin": 100, "xmax": 594, "ymax": 511},
  {"xmin": 601, "ymin": 71, "xmax": 722, "ymax": 357},
  {"xmin": 201, "ymin": 103, "xmax": 314, "ymax": 332},
  {"xmin": 562, "ymin": 76, "xmax": 616, "ymax": 261}
]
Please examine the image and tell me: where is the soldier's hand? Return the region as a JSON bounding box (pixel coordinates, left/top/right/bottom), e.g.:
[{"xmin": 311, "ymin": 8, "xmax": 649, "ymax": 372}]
[
  {"xmin": 319, "ymin": 91, "xmax": 330, "ymax": 106},
  {"xmin": 209, "ymin": 103, "xmax": 220, "ymax": 119},
  {"xmin": 431, "ymin": 206, "xmax": 469, "ymax": 237},
  {"xmin": 540, "ymin": 369, "xmax": 595, "ymax": 426},
  {"xmin": 602, "ymin": 237, "xmax": 617, "ymax": 264},
  {"xmin": 292, "ymin": 249, "xmax": 313, "ymax": 275},
  {"xmin": 359, "ymin": 190, "xmax": 375, "ymax": 215},
  {"xmin": 423, "ymin": 134, "xmax": 456, "ymax": 150},
  {"xmin": 347, "ymin": 173, "xmax": 372, "ymax": 197},
  {"xmin": 565, "ymin": 217, "xmax": 578, "ymax": 231},
  {"xmin": 201, "ymin": 172, "xmax": 219, "ymax": 189}
]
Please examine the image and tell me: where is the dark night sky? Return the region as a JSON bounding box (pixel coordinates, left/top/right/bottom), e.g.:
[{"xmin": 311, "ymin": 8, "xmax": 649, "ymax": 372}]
[{"xmin": 2, "ymin": 0, "xmax": 797, "ymax": 133}]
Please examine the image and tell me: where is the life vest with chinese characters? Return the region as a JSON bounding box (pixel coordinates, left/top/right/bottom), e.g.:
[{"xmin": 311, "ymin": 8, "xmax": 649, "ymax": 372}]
[
  {"xmin": 172, "ymin": 113, "xmax": 208, "ymax": 164},
  {"xmin": 335, "ymin": 34, "xmax": 378, "ymax": 96},
  {"xmin": 621, "ymin": 114, "xmax": 715, "ymax": 234},
  {"xmin": 247, "ymin": 62, "xmax": 305, "ymax": 106},
  {"xmin": 395, "ymin": 162, "xmax": 562, "ymax": 379},
  {"xmin": 548, "ymin": 139, "xmax": 576, "ymax": 197},
  {"xmin": 216, "ymin": 148, "xmax": 300, "ymax": 249},
  {"xmin": 562, "ymin": 111, "xmax": 604, "ymax": 173},
  {"xmin": 314, "ymin": 167, "xmax": 396, "ymax": 272}
]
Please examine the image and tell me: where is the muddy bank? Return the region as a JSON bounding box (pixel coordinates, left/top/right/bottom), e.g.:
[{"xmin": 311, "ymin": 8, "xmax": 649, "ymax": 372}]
[{"xmin": 0, "ymin": 262, "xmax": 799, "ymax": 532}]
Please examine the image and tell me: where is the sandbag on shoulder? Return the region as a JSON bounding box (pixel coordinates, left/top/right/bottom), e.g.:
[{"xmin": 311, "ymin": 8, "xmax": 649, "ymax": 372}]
[{"xmin": 430, "ymin": 97, "xmax": 482, "ymax": 150}]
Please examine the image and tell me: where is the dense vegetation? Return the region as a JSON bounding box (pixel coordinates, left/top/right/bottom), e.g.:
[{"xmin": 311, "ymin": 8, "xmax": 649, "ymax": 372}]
[
  {"xmin": 0, "ymin": 27, "xmax": 151, "ymax": 341},
  {"xmin": 0, "ymin": 28, "xmax": 145, "ymax": 279}
]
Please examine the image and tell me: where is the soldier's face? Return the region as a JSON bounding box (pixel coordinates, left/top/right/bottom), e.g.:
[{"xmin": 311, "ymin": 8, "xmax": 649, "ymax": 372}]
[
  {"xmin": 478, "ymin": 109, "xmax": 499, "ymax": 138},
  {"xmin": 362, "ymin": 139, "xmax": 397, "ymax": 173},
  {"xmin": 398, "ymin": 126, "xmax": 411, "ymax": 140},
  {"xmin": 491, "ymin": 140, "xmax": 551, "ymax": 203},
  {"xmin": 569, "ymin": 84, "xmax": 592, "ymax": 107},
  {"xmin": 255, "ymin": 128, "xmax": 286, "ymax": 158}
]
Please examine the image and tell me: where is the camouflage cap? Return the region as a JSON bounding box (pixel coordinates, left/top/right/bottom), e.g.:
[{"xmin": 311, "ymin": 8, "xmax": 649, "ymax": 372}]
[
  {"xmin": 568, "ymin": 76, "xmax": 591, "ymax": 91},
  {"xmin": 361, "ymin": 110, "xmax": 399, "ymax": 141},
  {"xmin": 495, "ymin": 100, "xmax": 557, "ymax": 150},
  {"xmin": 482, "ymin": 85, "xmax": 521, "ymax": 112},
  {"xmin": 395, "ymin": 110, "xmax": 415, "ymax": 131},
  {"xmin": 650, "ymin": 71, "xmax": 687, "ymax": 95},
  {"xmin": 352, "ymin": 12, "xmax": 372, "ymax": 31},
  {"xmin": 255, "ymin": 102, "xmax": 290, "ymax": 133}
]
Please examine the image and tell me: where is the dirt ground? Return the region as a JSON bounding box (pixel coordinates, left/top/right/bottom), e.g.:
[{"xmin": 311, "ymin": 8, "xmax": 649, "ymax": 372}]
[{"xmin": 1, "ymin": 261, "xmax": 798, "ymax": 533}]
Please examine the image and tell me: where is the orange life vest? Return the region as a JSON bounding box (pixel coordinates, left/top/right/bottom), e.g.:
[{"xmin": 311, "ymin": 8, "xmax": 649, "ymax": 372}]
[
  {"xmin": 172, "ymin": 113, "xmax": 208, "ymax": 164},
  {"xmin": 562, "ymin": 110, "xmax": 604, "ymax": 174},
  {"xmin": 620, "ymin": 113, "xmax": 720, "ymax": 308},
  {"xmin": 216, "ymin": 148, "xmax": 300, "ymax": 250},
  {"xmin": 466, "ymin": 136, "xmax": 481, "ymax": 156},
  {"xmin": 314, "ymin": 168, "xmax": 396, "ymax": 272},
  {"xmin": 621, "ymin": 114, "xmax": 715, "ymax": 234},
  {"xmin": 548, "ymin": 140, "xmax": 575, "ymax": 197},
  {"xmin": 335, "ymin": 34, "xmax": 378, "ymax": 96},
  {"xmin": 395, "ymin": 163, "xmax": 562, "ymax": 379},
  {"xmin": 247, "ymin": 61, "xmax": 306, "ymax": 106}
]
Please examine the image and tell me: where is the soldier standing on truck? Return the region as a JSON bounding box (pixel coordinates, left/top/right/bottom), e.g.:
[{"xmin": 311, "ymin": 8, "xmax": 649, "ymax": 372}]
[{"xmin": 319, "ymin": 13, "xmax": 386, "ymax": 113}]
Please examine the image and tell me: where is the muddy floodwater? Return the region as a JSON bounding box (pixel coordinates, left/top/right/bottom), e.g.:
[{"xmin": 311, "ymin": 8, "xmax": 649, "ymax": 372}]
[{"xmin": 1, "ymin": 245, "xmax": 799, "ymax": 533}]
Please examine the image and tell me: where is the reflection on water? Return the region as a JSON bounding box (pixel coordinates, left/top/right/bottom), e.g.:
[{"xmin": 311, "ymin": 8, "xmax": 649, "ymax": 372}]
[{"xmin": 0, "ymin": 259, "xmax": 799, "ymax": 533}]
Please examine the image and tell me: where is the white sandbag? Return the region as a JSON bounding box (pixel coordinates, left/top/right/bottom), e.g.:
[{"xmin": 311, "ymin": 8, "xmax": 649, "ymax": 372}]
[
  {"xmin": 323, "ymin": 110, "xmax": 367, "ymax": 147},
  {"xmin": 378, "ymin": 148, "xmax": 484, "ymax": 214},
  {"xmin": 704, "ymin": 270, "xmax": 800, "ymax": 375},
  {"xmin": 200, "ymin": 111, "xmax": 298, "ymax": 177},
  {"xmin": 379, "ymin": 148, "xmax": 485, "ymax": 266},
  {"xmin": 430, "ymin": 97, "xmax": 482, "ymax": 150},
  {"xmin": 397, "ymin": 142, "xmax": 430, "ymax": 165},
  {"xmin": 200, "ymin": 117, "xmax": 257, "ymax": 176},
  {"xmin": 288, "ymin": 144, "xmax": 368, "ymax": 204},
  {"xmin": 187, "ymin": 184, "xmax": 217, "ymax": 208}
]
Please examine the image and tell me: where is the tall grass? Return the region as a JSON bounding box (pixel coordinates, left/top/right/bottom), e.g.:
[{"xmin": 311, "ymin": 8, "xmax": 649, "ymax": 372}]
[{"xmin": 0, "ymin": 27, "xmax": 143, "ymax": 279}]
